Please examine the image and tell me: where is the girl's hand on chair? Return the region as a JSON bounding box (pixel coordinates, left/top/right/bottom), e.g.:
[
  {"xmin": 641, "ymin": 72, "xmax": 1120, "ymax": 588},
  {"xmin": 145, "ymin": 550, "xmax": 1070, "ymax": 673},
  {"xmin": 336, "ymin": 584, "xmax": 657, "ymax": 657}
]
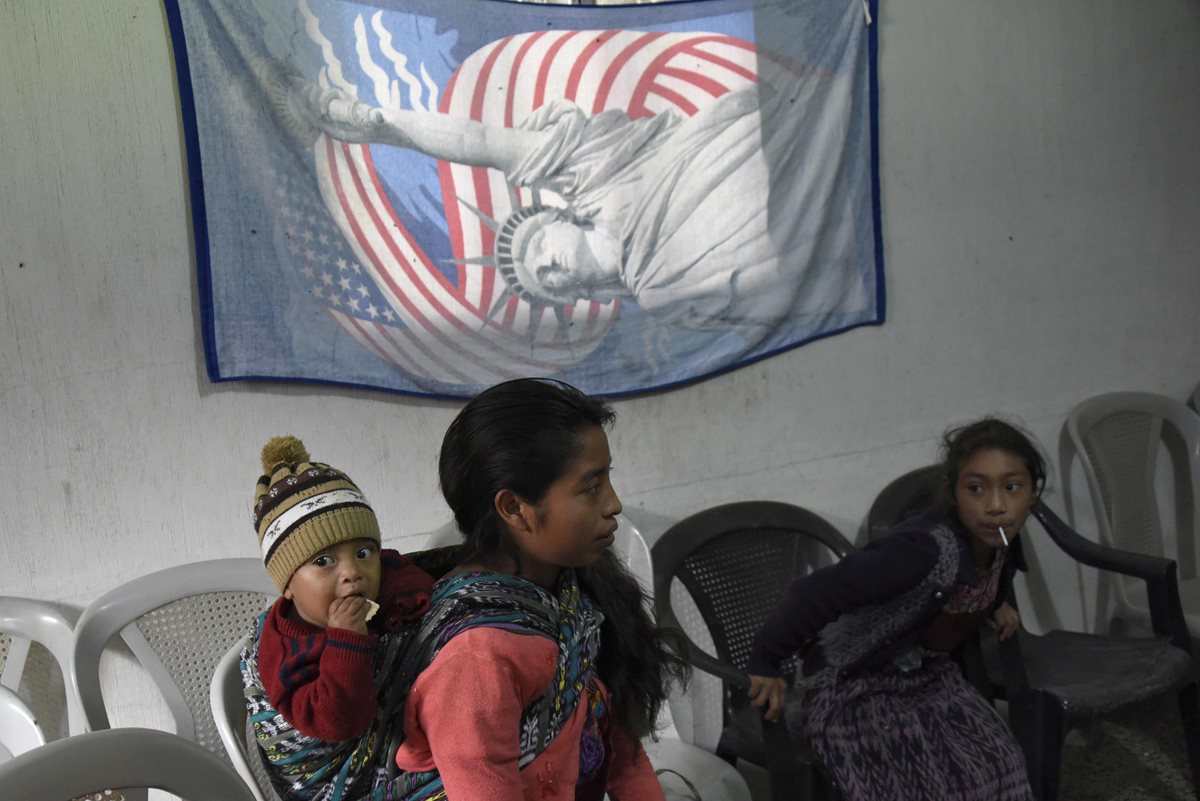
[
  {"xmin": 748, "ymin": 675, "xmax": 789, "ymax": 722},
  {"xmin": 988, "ymin": 601, "xmax": 1020, "ymax": 640}
]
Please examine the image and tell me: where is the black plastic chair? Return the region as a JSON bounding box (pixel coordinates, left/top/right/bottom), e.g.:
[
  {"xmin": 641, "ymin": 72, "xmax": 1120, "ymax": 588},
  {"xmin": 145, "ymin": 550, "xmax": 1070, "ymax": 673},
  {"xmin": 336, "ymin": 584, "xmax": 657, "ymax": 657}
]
[
  {"xmin": 866, "ymin": 466, "xmax": 1200, "ymax": 801},
  {"xmin": 651, "ymin": 500, "xmax": 853, "ymax": 801},
  {"xmin": 865, "ymin": 465, "xmax": 944, "ymax": 543}
]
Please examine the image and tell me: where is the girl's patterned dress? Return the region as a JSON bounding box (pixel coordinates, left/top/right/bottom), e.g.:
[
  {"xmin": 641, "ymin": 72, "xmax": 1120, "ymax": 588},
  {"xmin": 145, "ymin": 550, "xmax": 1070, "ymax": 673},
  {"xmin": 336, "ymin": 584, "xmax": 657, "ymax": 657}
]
[{"xmin": 795, "ymin": 551, "xmax": 1034, "ymax": 801}]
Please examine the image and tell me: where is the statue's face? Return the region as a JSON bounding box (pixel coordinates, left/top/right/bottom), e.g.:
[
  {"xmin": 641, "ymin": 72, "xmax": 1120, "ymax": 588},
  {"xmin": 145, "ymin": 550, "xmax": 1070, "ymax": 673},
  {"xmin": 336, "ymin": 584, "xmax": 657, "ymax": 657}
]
[
  {"xmin": 523, "ymin": 215, "xmax": 594, "ymax": 294},
  {"xmin": 516, "ymin": 213, "xmax": 623, "ymax": 303}
]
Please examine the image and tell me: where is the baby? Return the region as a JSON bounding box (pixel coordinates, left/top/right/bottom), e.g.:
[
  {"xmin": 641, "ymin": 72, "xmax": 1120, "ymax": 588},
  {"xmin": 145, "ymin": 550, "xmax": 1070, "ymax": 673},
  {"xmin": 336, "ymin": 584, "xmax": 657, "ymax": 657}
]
[{"xmin": 241, "ymin": 436, "xmax": 433, "ymax": 799}]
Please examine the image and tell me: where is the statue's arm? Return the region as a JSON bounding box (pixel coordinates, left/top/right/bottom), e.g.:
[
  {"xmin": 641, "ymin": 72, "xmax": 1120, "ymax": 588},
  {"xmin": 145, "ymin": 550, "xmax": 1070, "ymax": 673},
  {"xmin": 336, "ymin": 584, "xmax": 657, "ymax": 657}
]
[{"xmin": 294, "ymin": 82, "xmax": 544, "ymax": 173}]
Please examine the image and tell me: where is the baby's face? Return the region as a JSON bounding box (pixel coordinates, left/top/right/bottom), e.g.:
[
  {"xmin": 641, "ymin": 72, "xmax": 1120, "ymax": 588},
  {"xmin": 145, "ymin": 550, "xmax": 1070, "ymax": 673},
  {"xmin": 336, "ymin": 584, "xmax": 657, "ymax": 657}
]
[{"xmin": 283, "ymin": 538, "xmax": 381, "ymax": 628}]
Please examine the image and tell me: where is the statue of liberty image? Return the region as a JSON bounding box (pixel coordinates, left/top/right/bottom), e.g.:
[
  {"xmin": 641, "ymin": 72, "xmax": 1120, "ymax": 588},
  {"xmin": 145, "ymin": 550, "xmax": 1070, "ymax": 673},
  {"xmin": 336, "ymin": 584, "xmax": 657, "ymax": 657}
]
[{"xmin": 285, "ymin": 51, "xmax": 871, "ymax": 335}]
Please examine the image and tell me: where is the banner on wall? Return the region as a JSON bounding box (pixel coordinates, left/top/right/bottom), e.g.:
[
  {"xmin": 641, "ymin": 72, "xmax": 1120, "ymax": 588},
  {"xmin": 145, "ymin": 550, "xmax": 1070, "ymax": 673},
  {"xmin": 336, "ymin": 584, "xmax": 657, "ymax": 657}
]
[{"xmin": 165, "ymin": 0, "xmax": 883, "ymax": 398}]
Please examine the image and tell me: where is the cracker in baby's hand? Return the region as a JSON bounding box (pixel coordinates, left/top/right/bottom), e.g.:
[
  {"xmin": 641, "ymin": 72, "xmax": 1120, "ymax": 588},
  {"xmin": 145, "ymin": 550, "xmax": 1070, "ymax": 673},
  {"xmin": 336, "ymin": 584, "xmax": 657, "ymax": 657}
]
[{"xmin": 364, "ymin": 598, "xmax": 380, "ymax": 621}]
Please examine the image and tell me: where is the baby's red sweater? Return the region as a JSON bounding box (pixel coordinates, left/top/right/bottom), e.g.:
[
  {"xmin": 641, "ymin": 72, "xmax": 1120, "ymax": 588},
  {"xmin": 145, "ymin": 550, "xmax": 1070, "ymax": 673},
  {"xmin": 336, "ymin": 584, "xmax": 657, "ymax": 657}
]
[
  {"xmin": 256, "ymin": 549, "xmax": 433, "ymax": 741},
  {"xmin": 396, "ymin": 627, "xmax": 664, "ymax": 801}
]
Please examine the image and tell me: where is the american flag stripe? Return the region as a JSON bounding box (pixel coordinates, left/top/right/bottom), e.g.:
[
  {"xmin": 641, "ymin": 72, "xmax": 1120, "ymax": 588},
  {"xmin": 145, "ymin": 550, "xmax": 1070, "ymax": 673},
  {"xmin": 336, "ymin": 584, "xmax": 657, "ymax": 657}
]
[
  {"xmin": 692, "ymin": 39, "xmax": 759, "ymax": 81},
  {"xmin": 352, "ymin": 135, "xmax": 614, "ymax": 357},
  {"xmin": 326, "ymin": 308, "xmax": 502, "ymax": 385},
  {"xmin": 659, "ymin": 67, "xmax": 728, "ymax": 100},
  {"xmin": 590, "ymin": 32, "xmax": 668, "ymax": 113},
  {"xmin": 532, "ymin": 31, "xmax": 583, "ymax": 111},
  {"xmin": 325, "ymin": 309, "xmax": 432, "ymax": 381},
  {"xmin": 630, "ymin": 37, "xmax": 752, "ymax": 118},
  {"xmin": 319, "ymin": 30, "xmax": 775, "ymax": 381},
  {"xmin": 453, "ymin": 31, "xmax": 635, "ymax": 301},
  {"xmin": 320, "ymin": 146, "xmax": 516, "ymax": 382},
  {"xmin": 324, "ymin": 139, "xmax": 614, "ymax": 367},
  {"xmin": 564, "ymin": 30, "xmax": 623, "ymax": 101},
  {"xmin": 323, "ymin": 139, "xmax": 598, "ymax": 374},
  {"xmin": 504, "ymin": 32, "xmax": 550, "ymax": 128}
]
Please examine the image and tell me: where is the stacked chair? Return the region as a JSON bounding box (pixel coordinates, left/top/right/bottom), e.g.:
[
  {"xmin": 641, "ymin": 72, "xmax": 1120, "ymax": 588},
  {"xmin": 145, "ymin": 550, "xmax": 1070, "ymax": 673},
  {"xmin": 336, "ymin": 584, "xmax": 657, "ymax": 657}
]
[
  {"xmin": 0, "ymin": 726, "xmax": 257, "ymax": 800},
  {"xmin": 0, "ymin": 596, "xmax": 83, "ymax": 758},
  {"xmin": 1065, "ymin": 390, "xmax": 1200, "ymax": 637},
  {"xmin": 71, "ymin": 557, "xmax": 275, "ymax": 801}
]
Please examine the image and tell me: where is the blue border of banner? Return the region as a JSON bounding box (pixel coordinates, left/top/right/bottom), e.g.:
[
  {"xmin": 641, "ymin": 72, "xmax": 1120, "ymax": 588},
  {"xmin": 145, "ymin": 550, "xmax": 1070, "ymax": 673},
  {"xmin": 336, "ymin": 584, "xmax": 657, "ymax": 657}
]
[
  {"xmin": 163, "ymin": 0, "xmax": 219, "ymax": 384},
  {"xmin": 164, "ymin": 0, "xmax": 885, "ymax": 400}
]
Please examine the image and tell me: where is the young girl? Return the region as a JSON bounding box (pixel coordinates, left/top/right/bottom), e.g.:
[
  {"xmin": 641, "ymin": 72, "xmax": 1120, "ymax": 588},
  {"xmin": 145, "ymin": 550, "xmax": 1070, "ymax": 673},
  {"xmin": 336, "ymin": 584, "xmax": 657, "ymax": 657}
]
[
  {"xmin": 748, "ymin": 418, "xmax": 1043, "ymax": 801},
  {"xmin": 391, "ymin": 378, "xmax": 688, "ymax": 801}
]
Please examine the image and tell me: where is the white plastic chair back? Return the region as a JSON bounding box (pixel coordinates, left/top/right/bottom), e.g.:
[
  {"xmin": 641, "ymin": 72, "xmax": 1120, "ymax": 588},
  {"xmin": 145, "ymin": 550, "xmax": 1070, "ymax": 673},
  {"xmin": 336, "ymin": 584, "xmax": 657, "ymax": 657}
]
[
  {"xmin": 611, "ymin": 515, "xmax": 751, "ymax": 801},
  {"xmin": 72, "ymin": 559, "xmax": 275, "ymax": 761},
  {"xmin": 610, "ymin": 514, "xmax": 721, "ymax": 749},
  {"xmin": 1066, "ymin": 391, "xmax": 1200, "ymax": 634},
  {"xmin": 0, "ymin": 726, "xmax": 258, "ymax": 801},
  {"xmin": 611, "ymin": 513, "xmax": 654, "ymax": 614},
  {"xmin": 211, "ymin": 638, "xmax": 279, "ymax": 801},
  {"xmin": 0, "ymin": 596, "xmax": 83, "ymax": 741},
  {"xmin": 0, "ymin": 685, "xmax": 44, "ymax": 760},
  {"xmin": 665, "ymin": 580, "xmax": 726, "ymax": 752}
]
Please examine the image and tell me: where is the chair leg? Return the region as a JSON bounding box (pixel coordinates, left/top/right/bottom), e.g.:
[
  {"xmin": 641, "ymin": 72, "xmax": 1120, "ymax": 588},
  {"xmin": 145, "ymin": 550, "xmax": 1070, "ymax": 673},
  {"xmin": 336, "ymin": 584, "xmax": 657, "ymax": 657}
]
[
  {"xmin": 761, "ymin": 716, "xmax": 809, "ymax": 801},
  {"xmin": 1009, "ymin": 693, "xmax": 1069, "ymax": 801},
  {"xmin": 1179, "ymin": 682, "xmax": 1200, "ymax": 801}
]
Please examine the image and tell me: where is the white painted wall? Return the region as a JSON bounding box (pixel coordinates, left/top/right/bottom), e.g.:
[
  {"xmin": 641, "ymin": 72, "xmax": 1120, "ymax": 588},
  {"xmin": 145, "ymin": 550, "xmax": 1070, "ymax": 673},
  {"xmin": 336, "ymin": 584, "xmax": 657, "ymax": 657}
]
[{"xmin": 2, "ymin": 0, "xmax": 1199, "ymax": 743}]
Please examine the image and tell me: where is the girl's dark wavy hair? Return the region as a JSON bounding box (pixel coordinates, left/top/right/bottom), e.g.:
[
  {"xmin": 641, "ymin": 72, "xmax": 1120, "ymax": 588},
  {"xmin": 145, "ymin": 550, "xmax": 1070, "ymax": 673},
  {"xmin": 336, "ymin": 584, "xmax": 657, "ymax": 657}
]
[
  {"xmin": 437, "ymin": 377, "xmax": 689, "ymax": 738},
  {"xmin": 937, "ymin": 417, "xmax": 1049, "ymax": 508}
]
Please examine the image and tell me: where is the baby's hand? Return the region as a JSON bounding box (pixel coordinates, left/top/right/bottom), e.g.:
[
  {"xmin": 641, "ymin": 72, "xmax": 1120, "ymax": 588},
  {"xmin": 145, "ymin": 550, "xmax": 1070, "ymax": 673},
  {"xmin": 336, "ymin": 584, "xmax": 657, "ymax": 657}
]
[
  {"xmin": 327, "ymin": 596, "xmax": 372, "ymax": 635},
  {"xmin": 748, "ymin": 675, "xmax": 789, "ymax": 722},
  {"xmin": 988, "ymin": 601, "xmax": 1020, "ymax": 641}
]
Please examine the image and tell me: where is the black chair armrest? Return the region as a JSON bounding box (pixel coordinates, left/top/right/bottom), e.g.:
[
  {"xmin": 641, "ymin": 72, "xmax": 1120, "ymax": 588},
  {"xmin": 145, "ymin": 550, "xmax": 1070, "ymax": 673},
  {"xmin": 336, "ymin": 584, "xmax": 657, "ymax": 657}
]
[
  {"xmin": 1033, "ymin": 502, "xmax": 1169, "ymax": 580},
  {"xmin": 1032, "ymin": 503, "xmax": 1191, "ymax": 653},
  {"xmin": 684, "ymin": 641, "xmax": 752, "ymax": 689},
  {"xmin": 655, "ymin": 604, "xmax": 751, "ymax": 688}
]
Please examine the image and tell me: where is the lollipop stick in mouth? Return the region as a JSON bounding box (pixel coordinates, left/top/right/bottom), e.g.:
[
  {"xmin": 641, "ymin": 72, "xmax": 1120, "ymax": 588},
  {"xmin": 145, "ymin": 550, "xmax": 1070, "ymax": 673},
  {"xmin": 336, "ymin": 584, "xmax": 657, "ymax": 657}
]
[{"xmin": 999, "ymin": 526, "xmax": 1009, "ymax": 547}]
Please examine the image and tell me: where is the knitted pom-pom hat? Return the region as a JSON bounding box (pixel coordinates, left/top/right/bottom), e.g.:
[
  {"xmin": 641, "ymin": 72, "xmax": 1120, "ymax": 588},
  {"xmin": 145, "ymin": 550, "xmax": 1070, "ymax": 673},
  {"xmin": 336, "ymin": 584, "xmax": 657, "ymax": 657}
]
[{"xmin": 254, "ymin": 435, "xmax": 381, "ymax": 592}]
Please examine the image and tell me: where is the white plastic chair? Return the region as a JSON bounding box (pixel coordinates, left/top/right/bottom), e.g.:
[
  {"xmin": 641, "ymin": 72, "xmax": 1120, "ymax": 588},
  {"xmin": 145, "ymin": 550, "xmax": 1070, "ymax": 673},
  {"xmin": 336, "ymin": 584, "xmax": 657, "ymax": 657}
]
[
  {"xmin": 0, "ymin": 726, "xmax": 257, "ymax": 801},
  {"xmin": 211, "ymin": 637, "xmax": 279, "ymax": 801},
  {"xmin": 664, "ymin": 571, "xmax": 728, "ymax": 754},
  {"xmin": 612, "ymin": 514, "xmax": 753, "ymax": 801},
  {"xmin": 72, "ymin": 558, "xmax": 275, "ymax": 800},
  {"xmin": 0, "ymin": 685, "xmax": 44, "ymax": 760},
  {"xmin": 1066, "ymin": 391, "xmax": 1200, "ymax": 636},
  {"xmin": 0, "ymin": 596, "xmax": 84, "ymax": 749}
]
